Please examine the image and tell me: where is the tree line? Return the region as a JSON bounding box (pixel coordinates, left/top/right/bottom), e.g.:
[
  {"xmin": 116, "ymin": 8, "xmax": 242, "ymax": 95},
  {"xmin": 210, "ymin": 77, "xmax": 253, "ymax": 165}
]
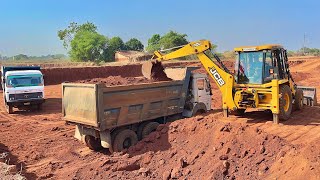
[
  {"xmin": 57, "ymin": 22, "xmax": 191, "ymax": 62},
  {"xmin": 0, "ymin": 54, "xmax": 66, "ymax": 61}
]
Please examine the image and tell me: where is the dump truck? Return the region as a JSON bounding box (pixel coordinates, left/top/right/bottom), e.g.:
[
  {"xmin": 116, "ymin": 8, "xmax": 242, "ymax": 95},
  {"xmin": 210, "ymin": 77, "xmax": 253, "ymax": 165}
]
[
  {"xmin": 142, "ymin": 40, "xmax": 317, "ymax": 124},
  {"xmin": 63, "ymin": 67, "xmax": 212, "ymax": 152},
  {"xmin": 1, "ymin": 66, "xmax": 45, "ymax": 114}
]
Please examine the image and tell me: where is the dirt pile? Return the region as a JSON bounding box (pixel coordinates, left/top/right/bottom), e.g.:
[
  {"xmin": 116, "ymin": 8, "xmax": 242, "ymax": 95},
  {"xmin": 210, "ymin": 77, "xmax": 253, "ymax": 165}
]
[
  {"xmin": 76, "ymin": 76, "xmax": 158, "ymax": 86},
  {"xmin": 40, "ymin": 61, "xmax": 197, "ymax": 85},
  {"xmin": 41, "ymin": 64, "xmax": 143, "ymax": 85},
  {"xmin": 83, "ymin": 114, "xmax": 292, "ymax": 179},
  {"xmin": 0, "ymin": 148, "xmax": 26, "ymax": 179}
]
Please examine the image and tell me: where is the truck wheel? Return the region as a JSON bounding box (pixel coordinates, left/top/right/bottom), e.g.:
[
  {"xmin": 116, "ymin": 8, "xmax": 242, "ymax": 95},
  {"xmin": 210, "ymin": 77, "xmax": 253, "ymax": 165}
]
[
  {"xmin": 279, "ymin": 85, "xmax": 293, "ymax": 121},
  {"xmin": 294, "ymin": 89, "xmax": 303, "ymax": 110},
  {"xmin": 6, "ymin": 105, "xmax": 13, "ymax": 114},
  {"xmin": 141, "ymin": 122, "xmax": 160, "ymax": 139},
  {"xmin": 37, "ymin": 104, "xmax": 43, "ymax": 111},
  {"xmin": 191, "ymin": 103, "xmax": 207, "ymax": 116},
  {"xmin": 137, "ymin": 122, "xmax": 149, "ymax": 140},
  {"xmin": 113, "ymin": 129, "xmax": 138, "ymax": 152},
  {"xmin": 85, "ymin": 135, "xmax": 102, "ymax": 151}
]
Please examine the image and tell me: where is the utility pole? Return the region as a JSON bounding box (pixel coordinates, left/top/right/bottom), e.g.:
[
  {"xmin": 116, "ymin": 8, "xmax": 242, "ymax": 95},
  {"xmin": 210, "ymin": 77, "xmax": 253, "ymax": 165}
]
[{"xmin": 303, "ymin": 33, "xmax": 306, "ymax": 55}]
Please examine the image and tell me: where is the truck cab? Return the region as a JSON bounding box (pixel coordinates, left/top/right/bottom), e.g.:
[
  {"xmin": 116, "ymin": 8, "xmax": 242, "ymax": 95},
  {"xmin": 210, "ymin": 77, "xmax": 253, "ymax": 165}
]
[
  {"xmin": 1, "ymin": 66, "xmax": 45, "ymax": 114},
  {"xmin": 187, "ymin": 73, "xmax": 212, "ymax": 116}
]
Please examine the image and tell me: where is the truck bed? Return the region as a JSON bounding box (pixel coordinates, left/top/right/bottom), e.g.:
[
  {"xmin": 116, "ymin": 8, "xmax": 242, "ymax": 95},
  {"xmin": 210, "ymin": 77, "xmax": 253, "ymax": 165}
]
[{"xmin": 63, "ymin": 79, "xmax": 188, "ymax": 131}]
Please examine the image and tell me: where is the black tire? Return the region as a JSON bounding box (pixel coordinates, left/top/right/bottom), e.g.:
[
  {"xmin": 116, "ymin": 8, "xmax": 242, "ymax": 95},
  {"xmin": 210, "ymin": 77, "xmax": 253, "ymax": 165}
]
[
  {"xmin": 141, "ymin": 122, "xmax": 160, "ymax": 139},
  {"xmin": 235, "ymin": 109, "xmax": 246, "ymax": 116},
  {"xmin": 137, "ymin": 122, "xmax": 149, "ymax": 140},
  {"xmin": 191, "ymin": 103, "xmax": 207, "ymax": 116},
  {"xmin": 113, "ymin": 129, "xmax": 138, "ymax": 152},
  {"xmin": 294, "ymin": 89, "xmax": 303, "ymax": 110},
  {"xmin": 279, "ymin": 85, "xmax": 293, "ymax": 121},
  {"xmin": 37, "ymin": 104, "xmax": 43, "ymax": 111},
  {"xmin": 85, "ymin": 135, "xmax": 102, "ymax": 151},
  {"xmin": 6, "ymin": 105, "xmax": 13, "ymax": 114}
]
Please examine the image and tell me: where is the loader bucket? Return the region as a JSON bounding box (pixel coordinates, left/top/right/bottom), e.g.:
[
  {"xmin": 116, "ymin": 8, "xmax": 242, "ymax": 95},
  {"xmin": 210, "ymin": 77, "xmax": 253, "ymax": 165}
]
[
  {"xmin": 141, "ymin": 60, "xmax": 171, "ymax": 81},
  {"xmin": 297, "ymin": 86, "xmax": 317, "ymax": 106}
]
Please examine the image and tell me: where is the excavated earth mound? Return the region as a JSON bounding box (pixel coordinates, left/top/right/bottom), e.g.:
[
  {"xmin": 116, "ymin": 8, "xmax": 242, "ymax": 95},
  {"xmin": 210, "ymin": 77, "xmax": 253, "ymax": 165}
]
[
  {"xmin": 76, "ymin": 76, "xmax": 160, "ymax": 86},
  {"xmin": 75, "ymin": 114, "xmax": 293, "ymax": 179}
]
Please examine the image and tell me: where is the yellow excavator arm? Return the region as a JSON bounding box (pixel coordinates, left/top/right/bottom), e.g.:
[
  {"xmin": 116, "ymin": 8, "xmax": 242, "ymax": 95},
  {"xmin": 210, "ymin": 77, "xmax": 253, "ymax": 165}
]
[{"xmin": 149, "ymin": 40, "xmax": 238, "ymax": 111}]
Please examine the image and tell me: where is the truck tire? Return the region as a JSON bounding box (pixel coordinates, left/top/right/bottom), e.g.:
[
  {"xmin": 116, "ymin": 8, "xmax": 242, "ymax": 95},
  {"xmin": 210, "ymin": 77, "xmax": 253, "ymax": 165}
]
[
  {"xmin": 294, "ymin": 89, "xmax": 303, "ymax": 110},
  {"xmin": 37, "ymin": 104, "xmax": 43, "ymax": 111},
  {"xmin": 6, "ymin": 105, "xmax": 13, "ymax": 114},
  {"xmin": 85, "ymin": 135, "xmax": 102, "ymax": 151},
  {"xmin": 137, "ymin": 122, "xmax": 149, "ymax": 140},
  {"xmin": 141, "ymin": 122, "xmax": 160, "ymax": 139},
  {"xmin": 279, "ymin": 85, "xmax": 293, "ymax": 121},
  {"xmin": 113, "ymin": 129, "xmax": 138, "ymax": 152},
  {"xmin": 191, "ymin": 103, "xmax": 207, "ymax": 116}
]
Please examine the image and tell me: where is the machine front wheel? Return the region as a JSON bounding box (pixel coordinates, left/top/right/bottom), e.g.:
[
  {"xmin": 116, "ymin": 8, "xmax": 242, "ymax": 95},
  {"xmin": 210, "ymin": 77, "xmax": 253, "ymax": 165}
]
[{"xmin": 279, "ymin": 85, "xmax": 293, "ymax": 121}]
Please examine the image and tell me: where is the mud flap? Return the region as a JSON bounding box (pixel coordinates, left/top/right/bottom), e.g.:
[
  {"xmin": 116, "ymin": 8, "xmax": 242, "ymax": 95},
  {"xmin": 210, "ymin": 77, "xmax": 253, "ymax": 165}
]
[
  {"xmin": 99, "ymin": 130, "xmax": 112, "ymax": 151},
  {"xmin": 74, "ymin": 125, "xmax": 98, "ymax": 143},
  {"xmin": 297, "ymin": 86, "xmax": 317, "ymax": 106},
  {"xmin": 74, "ymin": 125, "xmax": 83, "ymax": 141}
]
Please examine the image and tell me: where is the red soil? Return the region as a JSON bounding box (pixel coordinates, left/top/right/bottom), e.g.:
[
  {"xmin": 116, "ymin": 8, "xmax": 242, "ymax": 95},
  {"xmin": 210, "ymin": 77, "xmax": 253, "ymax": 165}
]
[{"xmin": 0, "ymin": 58, "xmax": 319, "ymax": 179}]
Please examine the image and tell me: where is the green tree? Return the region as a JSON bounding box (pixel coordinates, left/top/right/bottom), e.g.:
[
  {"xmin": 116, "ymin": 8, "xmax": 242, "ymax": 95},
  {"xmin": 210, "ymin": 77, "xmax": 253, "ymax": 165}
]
[
  {"xmin": 103, "ymin": 36, "xmax": 126, "ymax": 61},
  {"xmin": 69, "ymin": 31, "xmax": 107, "ymax": 62},
  {"xmin": 58, "ymin": 22, "xmax": 97, "ymax": 49},
  {"xmin": 146, "ymin": 31, "xmax": 189, "ymax": 53},
  {"xmin": 125, "ymin": 38, "xmax": 144, "ymax": 51},
  {"xmin": 158, "ymin": 31, "xmax": 188, "ymax": 50},
  {"xmin": 146, "ymin": 34, "xmax": 161, "ymax": 52}
]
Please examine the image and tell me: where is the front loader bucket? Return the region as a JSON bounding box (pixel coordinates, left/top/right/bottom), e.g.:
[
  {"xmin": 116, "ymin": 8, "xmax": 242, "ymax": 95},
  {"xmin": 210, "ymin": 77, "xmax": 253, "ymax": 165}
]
[{"xmin": 297, "ymin": 86, "xmax": 317, "ymax": 106}]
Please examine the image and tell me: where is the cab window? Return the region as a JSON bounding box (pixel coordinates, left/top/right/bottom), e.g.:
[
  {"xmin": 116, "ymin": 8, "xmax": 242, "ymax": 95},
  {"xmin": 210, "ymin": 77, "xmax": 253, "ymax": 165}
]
[{"xmin": 197, "ymin": 79, "xmax": 205, "ymax": 90}]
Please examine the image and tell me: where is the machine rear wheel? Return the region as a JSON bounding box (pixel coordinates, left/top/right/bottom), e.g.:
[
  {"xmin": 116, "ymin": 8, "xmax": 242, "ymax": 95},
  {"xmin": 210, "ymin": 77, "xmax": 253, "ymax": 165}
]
[
  {"xmin": 279, "ymin": 85, "xmax": 292, "ymax": 121},
  {"xmin": 294, "ymin": 89, "xmax": 304, "ymax": 110}
]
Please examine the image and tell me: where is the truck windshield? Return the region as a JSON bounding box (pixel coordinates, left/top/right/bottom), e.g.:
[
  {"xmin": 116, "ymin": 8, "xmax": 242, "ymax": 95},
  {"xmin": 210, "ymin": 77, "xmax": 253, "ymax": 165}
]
[
  {"xmin": 236, "ymin": 51, "xmax": 264, "ymax": 84},
  {"xmin": 7, "ymin": 74, "xmax": 43, "ymax": 87}
]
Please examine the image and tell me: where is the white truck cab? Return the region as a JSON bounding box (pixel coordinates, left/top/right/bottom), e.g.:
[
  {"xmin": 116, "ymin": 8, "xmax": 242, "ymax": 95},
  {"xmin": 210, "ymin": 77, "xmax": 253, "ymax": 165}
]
[
  {"xmin": 183, "ymin": 72, "xmax": 212, "ymax": 117},
  {"xmin": 1, "ymin": 66, "xmax": 45, "ymax": 114}
]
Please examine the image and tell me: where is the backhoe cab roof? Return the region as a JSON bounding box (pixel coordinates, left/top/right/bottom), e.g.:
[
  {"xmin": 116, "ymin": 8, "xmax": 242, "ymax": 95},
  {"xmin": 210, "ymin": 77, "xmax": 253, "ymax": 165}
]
[{"xmin": 234, "ymin": 44, "xmax": 283, "ymax": 52}]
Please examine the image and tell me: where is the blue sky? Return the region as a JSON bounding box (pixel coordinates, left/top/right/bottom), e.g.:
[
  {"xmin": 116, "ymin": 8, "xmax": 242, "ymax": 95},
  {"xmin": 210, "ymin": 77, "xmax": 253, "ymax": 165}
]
[{"xmin": 0, "ymin": 0, "xmax": 319, "ymax": 56}]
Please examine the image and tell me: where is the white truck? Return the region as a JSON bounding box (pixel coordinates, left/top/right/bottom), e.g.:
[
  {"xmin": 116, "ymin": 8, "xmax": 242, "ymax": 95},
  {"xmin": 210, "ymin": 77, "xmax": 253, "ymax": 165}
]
[{"xmin": 1, "ymin": 66, "xmax": 45, "ymax": 114}]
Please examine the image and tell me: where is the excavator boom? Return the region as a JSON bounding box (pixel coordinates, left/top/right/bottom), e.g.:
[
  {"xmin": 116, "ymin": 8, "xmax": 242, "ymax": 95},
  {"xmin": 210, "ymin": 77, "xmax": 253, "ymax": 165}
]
[{"xmin": 142, "ymin": 40, "xmax": 238, "ymax": 110}]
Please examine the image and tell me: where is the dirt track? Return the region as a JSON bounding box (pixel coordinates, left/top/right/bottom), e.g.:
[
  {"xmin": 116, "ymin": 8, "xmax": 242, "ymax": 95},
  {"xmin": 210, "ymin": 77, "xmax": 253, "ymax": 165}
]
[{"xmin": 0, "ymin": 58, "xmax": 319, "ymax": 179}]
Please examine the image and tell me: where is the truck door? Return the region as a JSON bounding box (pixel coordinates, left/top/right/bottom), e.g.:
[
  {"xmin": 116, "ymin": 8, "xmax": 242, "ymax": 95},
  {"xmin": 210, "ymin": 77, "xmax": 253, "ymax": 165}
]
[{"xmin": 195, "ymin": 77, "xmax": 212, "ymax": 110}]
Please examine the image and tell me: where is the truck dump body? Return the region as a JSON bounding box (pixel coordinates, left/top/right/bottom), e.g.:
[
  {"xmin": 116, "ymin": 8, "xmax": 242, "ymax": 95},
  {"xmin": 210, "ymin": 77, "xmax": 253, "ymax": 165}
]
[{"xmin": 63, "ymin": 67, "xmax": 194, "ymax": 131}]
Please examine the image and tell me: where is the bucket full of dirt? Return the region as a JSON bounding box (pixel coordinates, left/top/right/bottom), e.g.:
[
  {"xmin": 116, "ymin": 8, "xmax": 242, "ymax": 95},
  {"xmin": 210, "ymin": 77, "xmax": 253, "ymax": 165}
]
[{"xmin": 141, "ymin": 61, "xmax": 171, "ymax": 81}]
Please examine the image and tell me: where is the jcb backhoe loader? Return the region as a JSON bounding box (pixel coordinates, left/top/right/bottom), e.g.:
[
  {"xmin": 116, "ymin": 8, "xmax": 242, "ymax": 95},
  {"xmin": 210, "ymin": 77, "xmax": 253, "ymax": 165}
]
[{"xmin": 142, "ymin": 40, "xmax": 317, "ymax": 123}]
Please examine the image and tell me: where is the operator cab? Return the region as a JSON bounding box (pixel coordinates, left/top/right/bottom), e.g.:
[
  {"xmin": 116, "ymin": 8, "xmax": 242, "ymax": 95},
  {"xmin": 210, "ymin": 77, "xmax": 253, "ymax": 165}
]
[{"xmin": 234, "ymin": 45, "xmax": 290, "ymax": 85}]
